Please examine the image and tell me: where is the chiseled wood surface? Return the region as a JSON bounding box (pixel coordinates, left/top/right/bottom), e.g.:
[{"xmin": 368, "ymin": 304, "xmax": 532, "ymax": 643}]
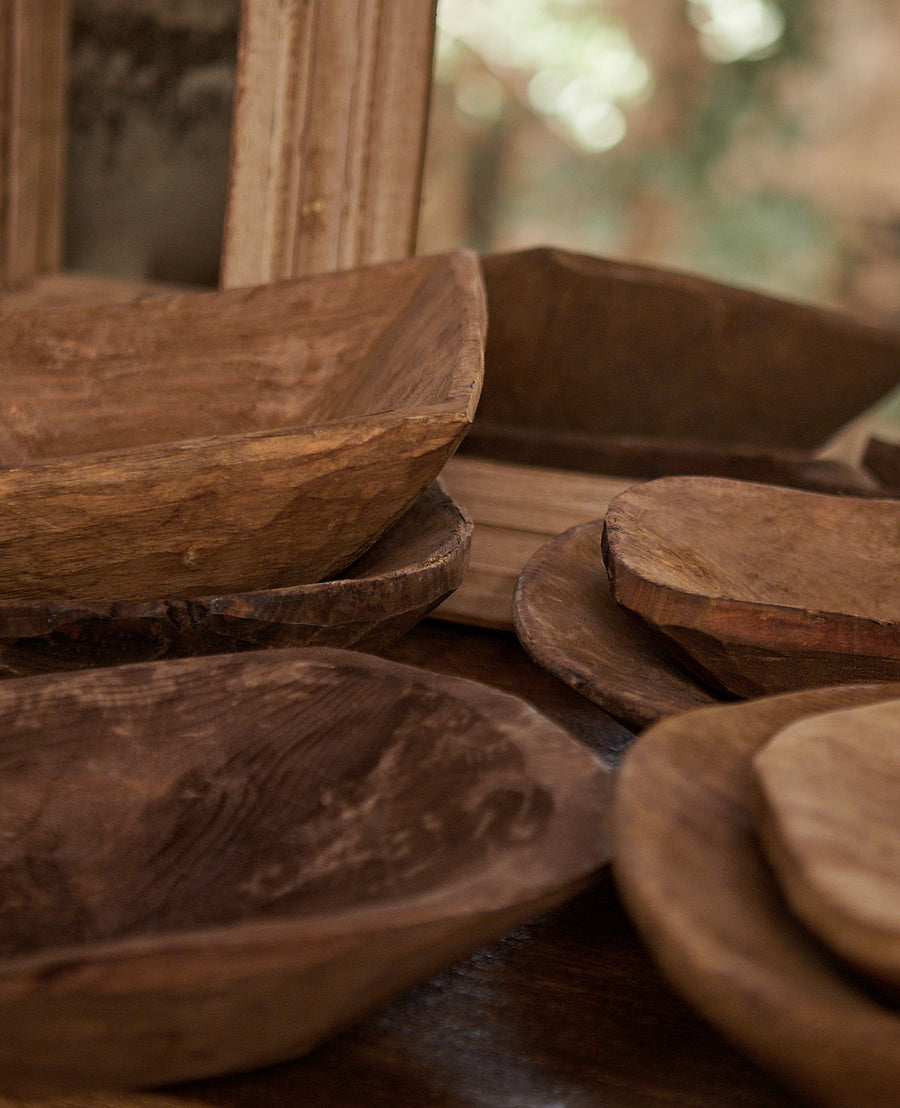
[
  {"xmin": 614, "ymin": 682, "xmax": 900, "ymax": 1108},
  {"xmin": 0, "ymin": 0, "xmax": 68, "ymax": 288},
  {"xmin": 221, "ymin": 0, "xmax": 437, "ymax": 286},
  {"xmin": 0, "ymin": 645, "xmax": 611, "ymax": 1093},
  {"xmin": 602, "ymin": 475, "xmax": 900, "ymax": 697},
  {"xmin": 0, "ymin": 252, "xmax": 484, "ymax": 603},
  {"xmin": 513, "ymin": 519, "xmax": 716, "ymax": 730},
  {"xmin": 752, "ymin": 697, "xmax": 900, "ymax": 991},
  {"xmin": 0, "ymin": 621, "xmax": 813, "ymax": 1108},
  {"xmin": 0, "ymin": 482, "xmax": 470, "ymax": 674}
]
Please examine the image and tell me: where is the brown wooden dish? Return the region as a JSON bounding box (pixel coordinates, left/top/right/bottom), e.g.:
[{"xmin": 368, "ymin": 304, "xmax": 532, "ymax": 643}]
[
  {"xmin": 0, "ymin": 250, "xmax": 485, "ymax": 604},
  {"xmin": 602, "ymin": 476, "xmax": 900, "ymax": 697},
  {"xmin": 0, "ymin": 481, "xmax": 470, "ymax": 676},
  {"xmin": 512, "ymin": 519, "xmax": 717, "ymax": 731},
  {"xmin": 752, "ymin": 697, "xmax": 900, "ymax": 992},
  {"xmin": 613, "ymin": 682, "xmax": 900, "ymax": 1108},
  {"xmin": 0, "ymin": 647, "xmax": 611, "ymax": 1093},
  {"xmin": 460, "ymin": 246, "xmax": 900, "ymax": 491}
]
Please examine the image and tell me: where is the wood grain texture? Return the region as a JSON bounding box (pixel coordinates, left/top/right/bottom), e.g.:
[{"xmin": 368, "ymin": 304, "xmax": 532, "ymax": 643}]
[
  {"xmin": 613, "ymin": 682, "xmax": 900, "ymax": 1108},
  {"xmin": 471, "ymin": 247, "xmax": 900, "ymax": 455},
  {"xmin": 436, "ymin": 456, "xmax": 633, "ymax": 628},
  {"xmin": 0, "ymin": 251, "xmax": 484, "ymax": 603},
  {"xmin": 513, "ymin": 520, "xmax": 716, "ymax": 731},
  {"xmin": 602, "ymin": 476, "xmax": 900, "ymax": 697},
  {"xmin": 221, "ymin": 0, "xmax": 437, "ymax": 286},
  {"xmin": 0, "ymin": 647, "xmax": 611, "ymax": 1093},
  {"xmin": 0, "ymin": 0, "xmax": 69, "ymax": 287},
  {"xmin": 752, "ymin": 698, "xmax": 900, "ymax": 990},
  {"xmin": 0, "ymin": 481, "xmax": 470, "ymax": 673}
]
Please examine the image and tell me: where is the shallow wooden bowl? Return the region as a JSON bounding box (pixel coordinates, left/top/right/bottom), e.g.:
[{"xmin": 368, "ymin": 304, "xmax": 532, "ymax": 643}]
[
  {"xmin": 0, "ymin": 647, "xmax": 611, "ymax": 1093},
  {"xmin": 613, "ymin": 683, "xmax": 900, "ymax": 1108},
  {"xmin": 602, "ymin": 476, "xmax": 900, "ymax": 697},
  {"xmin": 0, "ymin": 481, "xmax": 470, "ymax": 675},
  {"xmin": 0, "ymin": 251, "xmax": 485, "ymax": 603}
]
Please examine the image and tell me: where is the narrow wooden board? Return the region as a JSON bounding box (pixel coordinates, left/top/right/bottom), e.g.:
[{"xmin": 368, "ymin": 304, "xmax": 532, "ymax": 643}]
[
  {"xmin": 513, "ymin": 520, "xmax": 716, "ymax": 730},
  {"xmin": 0, "ymin": 0, "xmax": 69, "ymax": 287},
  {"xmin": 221, "ymin": 0, "xmax": 437, "ymax": 286},
  {"xmin": 0, "ymin": 647, "xmax": 612, "ymax": 1093},
  {"xmin": 613, "ymin": 682, "xmax": 900, "ymax": 1108},
  {"xmin": 603, "ymin": 475, "xmax": 900, "ymax": 697},
  {"xmin": 752, "ymin": 698, "xmax": 900, "ymax": 990},
  {"xmin": 435, "ymin": 456, "xmax": 634, "ymax": 628}
]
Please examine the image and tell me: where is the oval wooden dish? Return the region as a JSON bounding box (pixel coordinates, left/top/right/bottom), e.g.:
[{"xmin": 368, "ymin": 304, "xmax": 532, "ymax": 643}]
[
  {"xmin": 613, "ymin": 682, "xmax": 900, "ymax": 1108},
  {"xmin": 0, "ymin": 250, "xmax": 485, "ymax": 603},
  {"xmin": 0, "ymin": 647, "xmax": 611, "ymax": 1094},
  {"xmin": 512, "ymin": 519, "xmax": 717, "ymax": 731},
  {"xmin": 0, "ymin": 481, "xmax": 470, "ymax": 675},
  {"xmin": 460, "ymin": 246, "xmax": 900, "ymax": 492},
  {"xmin": 602, "ymin": 475, "xmax": 900, "ymax": 698}
]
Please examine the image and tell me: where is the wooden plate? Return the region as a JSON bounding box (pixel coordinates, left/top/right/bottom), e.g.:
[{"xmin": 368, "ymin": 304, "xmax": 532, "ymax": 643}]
[
  {"xmin": 603, "ymin": 476, "xmax": 900, "ymax": 697},
  {"xmin": 512, "ymin": 519, "xmax": 716, "ymax": 731},
  {"xmin": 0, "ymin": 250, "xmax": 484, "ymax": 603},
  {"xmin": 752, "ymin": 697, "xmax": 900, "ymax": 991},
  {"xmin": 0, "ymin": 481, "xmax": 470, "ymax": 675},
  {"xmin": 0, "ymin": 647, "xmax": 611, "ymax": 1093},
  {"xmin": 613, "ymin": 682, "xmax": 900, "ymax": 1108}
]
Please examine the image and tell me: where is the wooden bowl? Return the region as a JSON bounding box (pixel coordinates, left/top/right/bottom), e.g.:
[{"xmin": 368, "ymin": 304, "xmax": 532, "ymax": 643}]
[
  {"xmin": 0, "ymin": 481, "xmax": 471, "ymax": 675},
  {"xmin": 602, "ymin": 476, "xmax": 900, "ymax": 697},
  {"xmin": 462, "ymin": 247, "xmax": 900, "ymax": 490},
  {"xmin": 0, "ymin": 251, "xmax": 485, "ymax": 603},
  {"xmin": 0, "ymin": 647, "xmax": 611, "ymax": 1093},
  {"xmin": 613, "ymin": 683, "xmax": 900, "ymax": 1108}
]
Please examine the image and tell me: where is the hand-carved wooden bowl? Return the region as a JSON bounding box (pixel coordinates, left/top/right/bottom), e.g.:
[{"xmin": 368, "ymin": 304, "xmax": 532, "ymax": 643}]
[
  {"xmin": 613, "ymin": 683, "xmax": 900, "ymax": 1108},
  {"xmin": 0, "ymin": 481, "xmax": 470, "ymax": 675},
  {"xmin": 0, "ymin": 647, "xmax": 611, "ymax": 1093},
  {"xmin": 602, "ymin": 476, "xmax": 900, "ymax": 697},
  {"xmin": 460, "ymin": 247, "xmax": 900, "ymax": 493},
  {"xmin": 0, "ymin": 251, "xmax": 485, "ymax": 603}
]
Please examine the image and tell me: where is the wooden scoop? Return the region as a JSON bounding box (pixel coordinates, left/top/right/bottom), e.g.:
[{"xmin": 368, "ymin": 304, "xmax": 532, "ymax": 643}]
[
  {"xmin": 752, "ymin": 698, "xmax": 900, "ymax": 991},
  {"xmin": 0, "ymin": 647, "xmax": 610, "ymax": 1093},
  {"xmin": 602, "ymin": 476, "xmax": 900, "ymax": 697}
]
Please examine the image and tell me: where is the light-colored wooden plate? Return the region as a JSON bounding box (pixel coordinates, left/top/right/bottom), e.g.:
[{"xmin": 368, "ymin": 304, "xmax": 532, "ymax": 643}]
[
  {"xmin": 0, "ymin": 250, "xmax": 484, "ymax": 603},
  {"xmin": 0, "ymin": 481, "xmax": 470, "ymax": 675},
  {"xmin": 0, "ymin": 647, "xmax": 611, "ymax": 1094},
  {"xmin": 512, "ymin": 519, "xmax": 717, "ymax": 730},
  {"xmin": 613, "ymin": 682, "xmax": 900, "ymax": 1108},
  {"xmin": 603, "ymin": 475, "xmax": 900, "ymax": 697},
  {"xmin": 752, "ymin": 697, "xmax": 900, "ymax": 991}
]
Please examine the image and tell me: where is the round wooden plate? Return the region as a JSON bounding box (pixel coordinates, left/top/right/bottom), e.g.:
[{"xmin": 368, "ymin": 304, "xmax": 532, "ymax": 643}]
[
  {"xmin": 0, "ymin": 481, "xmax": 470, "ymax": 675},
  {"xmin": 0, "ymin": 647, "xmax": 611, "ymax": 1093},
  {"xmin": 512, "ymin": 520, "xmax": 717, "ymax": 731},
  {"xmin": 752, "ymin": 697, "xmax": 900, "ymax": 991},
  {"xmin": 613, "ymin": 682, "xmax": 900, "ymax": 1108}
]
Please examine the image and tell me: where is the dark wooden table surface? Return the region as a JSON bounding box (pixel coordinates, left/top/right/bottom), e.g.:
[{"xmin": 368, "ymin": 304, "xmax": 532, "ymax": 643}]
[{"xmin": 9, "ymin": 619, "xmax": 807, "ymax": 1108}]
